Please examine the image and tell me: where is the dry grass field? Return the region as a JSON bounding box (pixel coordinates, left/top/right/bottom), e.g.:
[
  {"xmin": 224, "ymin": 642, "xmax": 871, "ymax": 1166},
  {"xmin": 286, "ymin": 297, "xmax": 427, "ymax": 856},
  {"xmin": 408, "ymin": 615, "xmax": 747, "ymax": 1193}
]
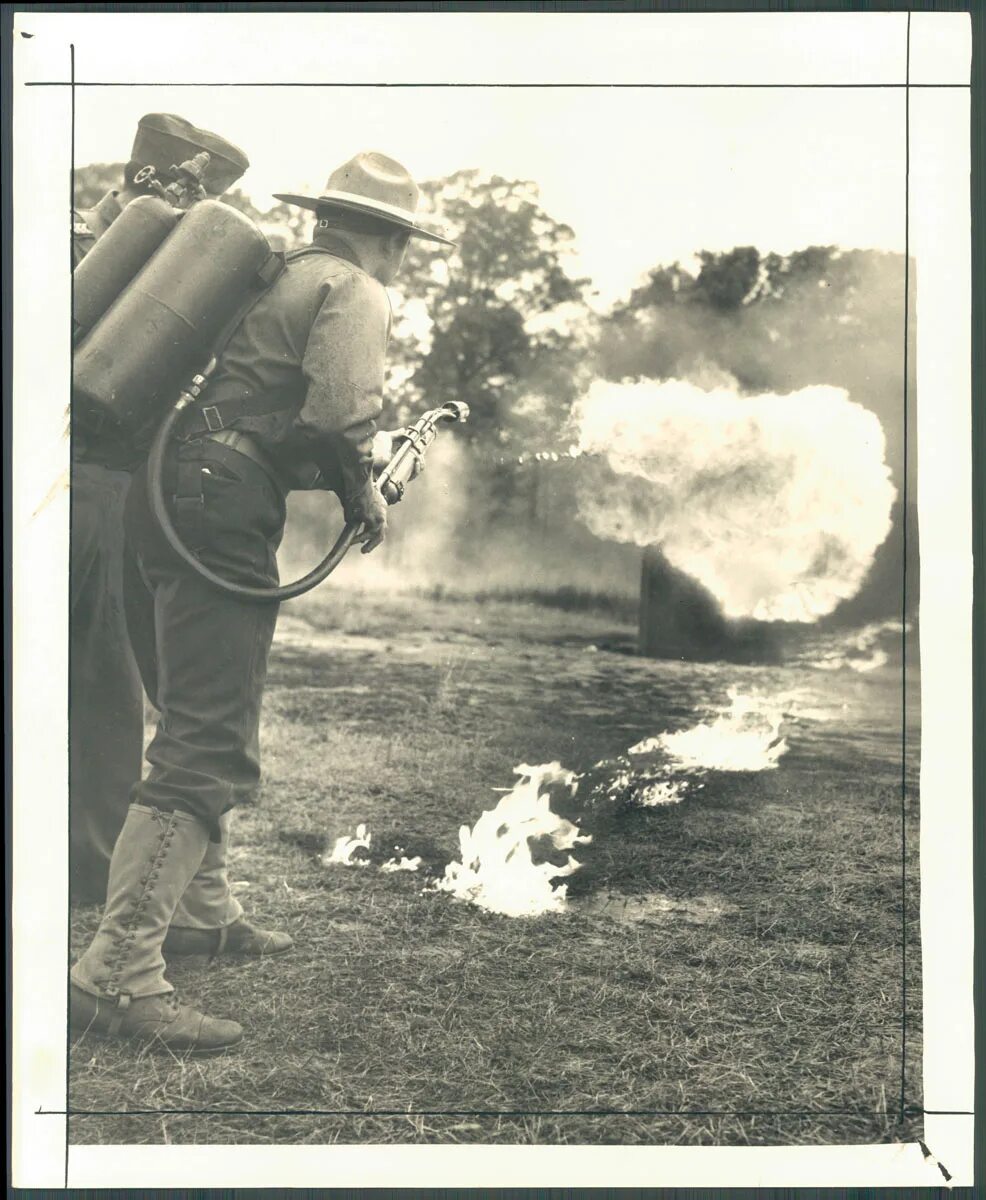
[{"xmin": 69, "ymin": 588, "xmax": 921, "ymax": 1147}]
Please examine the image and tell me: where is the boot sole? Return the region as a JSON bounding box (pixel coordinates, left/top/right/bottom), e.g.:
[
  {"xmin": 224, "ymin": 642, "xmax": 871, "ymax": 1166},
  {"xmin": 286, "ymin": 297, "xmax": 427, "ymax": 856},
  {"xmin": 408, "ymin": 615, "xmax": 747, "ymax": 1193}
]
[
  {"xmin": 165, "ymin": 946, "xmax": 293, "ymax": 958},
  {"xmin": 164, "ymin": 940, "xmax": 294, "ymax": 958},
  {"xmin": 71, "ymin": 1025, "xmax": 244, "ymax": 1057}
]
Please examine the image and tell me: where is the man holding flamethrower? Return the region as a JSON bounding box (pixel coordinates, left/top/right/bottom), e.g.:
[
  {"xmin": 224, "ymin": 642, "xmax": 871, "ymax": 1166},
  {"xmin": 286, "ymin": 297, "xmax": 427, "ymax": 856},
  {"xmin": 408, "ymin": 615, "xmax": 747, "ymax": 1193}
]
[{"xmin": 70, "ymin": 151, "xmax": 459, "ymax": 1055}]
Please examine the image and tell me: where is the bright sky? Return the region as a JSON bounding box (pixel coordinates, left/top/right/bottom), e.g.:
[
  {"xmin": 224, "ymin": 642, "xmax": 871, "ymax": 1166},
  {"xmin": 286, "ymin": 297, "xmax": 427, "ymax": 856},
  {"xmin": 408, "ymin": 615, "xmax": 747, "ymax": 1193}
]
[
  {"xmin": 20, "ymin": 10, "xmax": 968, "ymax": 305},
  {"xmin": 73, "ymin": 84, "xmax": 908, "ymax": 306}
]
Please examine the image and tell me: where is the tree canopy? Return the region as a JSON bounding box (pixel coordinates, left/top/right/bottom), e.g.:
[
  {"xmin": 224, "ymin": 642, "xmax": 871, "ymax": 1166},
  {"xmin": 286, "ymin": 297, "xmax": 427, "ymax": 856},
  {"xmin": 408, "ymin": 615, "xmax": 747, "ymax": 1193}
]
[
  {"xmin": 385, "ymin": 172, "xmax": 594, "ymax": 445},
  {"xmin": 221, "ymin": 188, "xmax": 312, "ymax": 252},
  {"xmin": 601, "ymin": 245, "xmax": 905, "ymax": 390},
  {"xmin": 73, "ymin": 162, "xmax": 125, "ymax": 212}
]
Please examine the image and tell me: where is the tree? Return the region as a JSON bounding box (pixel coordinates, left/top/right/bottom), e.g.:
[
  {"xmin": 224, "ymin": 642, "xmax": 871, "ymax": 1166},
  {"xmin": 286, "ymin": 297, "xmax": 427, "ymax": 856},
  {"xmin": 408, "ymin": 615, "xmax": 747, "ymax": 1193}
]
[
  {"xmin": 220, "ymin": 189, "xmax": 313, "ymax": 251},
  {"xmin": 387, "ymin": 172, "xmax": 594, "ymax": 446},
  {"xmin": 73, "ymin": 162, "xmax": 125, "ymax": 212}
]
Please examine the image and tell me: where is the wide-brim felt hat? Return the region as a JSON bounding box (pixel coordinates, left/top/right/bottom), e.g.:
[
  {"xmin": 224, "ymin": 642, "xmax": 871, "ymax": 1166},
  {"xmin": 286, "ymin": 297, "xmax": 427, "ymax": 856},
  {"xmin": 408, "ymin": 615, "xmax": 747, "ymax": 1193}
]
[
  {"xmin": 274, "ymin": 151, "xmax": 455, "ymax": 246},
  {"xmin": 132, "ymin": 113, "xmax": 250, "ymax": 196}
]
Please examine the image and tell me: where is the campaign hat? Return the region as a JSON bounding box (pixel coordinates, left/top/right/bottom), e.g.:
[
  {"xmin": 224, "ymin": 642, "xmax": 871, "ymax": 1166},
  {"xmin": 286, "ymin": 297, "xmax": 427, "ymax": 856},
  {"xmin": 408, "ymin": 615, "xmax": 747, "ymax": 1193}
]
[{"xmin": 274, "ymin": 151, "xmax": 454, "ymax": 246}]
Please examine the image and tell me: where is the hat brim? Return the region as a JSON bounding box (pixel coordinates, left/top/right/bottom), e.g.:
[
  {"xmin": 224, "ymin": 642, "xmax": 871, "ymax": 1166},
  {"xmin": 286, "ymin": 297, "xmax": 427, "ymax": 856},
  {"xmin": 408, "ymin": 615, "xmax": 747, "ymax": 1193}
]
[{"xmin": 272, "ymin": 193, "xmax": 455, "ymax": 246}]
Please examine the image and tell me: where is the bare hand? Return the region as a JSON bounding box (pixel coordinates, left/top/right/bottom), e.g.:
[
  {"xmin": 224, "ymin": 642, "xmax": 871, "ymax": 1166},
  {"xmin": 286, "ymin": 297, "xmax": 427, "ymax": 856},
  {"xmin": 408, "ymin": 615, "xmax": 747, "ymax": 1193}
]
[
  {"xmin": 371, "ymin": 430, "xmax": 396, "ymax": 472},
  {"xmin": 372, "ymin": 428, "xmax": 423, "ymax": 481},
  {"xmin": 348, "ymin": 483, "xmax": 388, "ymax": 554}
]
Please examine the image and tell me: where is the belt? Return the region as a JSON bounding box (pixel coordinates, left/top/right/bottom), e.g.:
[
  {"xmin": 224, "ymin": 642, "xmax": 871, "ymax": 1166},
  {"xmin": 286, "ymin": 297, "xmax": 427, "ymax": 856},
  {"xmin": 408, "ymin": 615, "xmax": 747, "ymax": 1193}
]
[
  {"xmin": 182, "ymin": 393, "xmax": 293, "ymax": 435},
  {"xmin": 199, "ymin": 430, "xmax": 287, "ymax": 494}
]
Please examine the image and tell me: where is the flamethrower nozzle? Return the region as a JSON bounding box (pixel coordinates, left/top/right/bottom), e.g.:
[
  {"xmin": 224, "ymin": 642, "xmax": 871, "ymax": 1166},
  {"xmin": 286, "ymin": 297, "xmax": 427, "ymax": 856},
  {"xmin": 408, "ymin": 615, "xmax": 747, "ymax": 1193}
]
[
  {"xmin": 375, "ymin": 399, "xmax": 470, "ymax": 506},
  {"xmin": 441, "ymin": 400, "xmax": 470, "ymax": 423}
]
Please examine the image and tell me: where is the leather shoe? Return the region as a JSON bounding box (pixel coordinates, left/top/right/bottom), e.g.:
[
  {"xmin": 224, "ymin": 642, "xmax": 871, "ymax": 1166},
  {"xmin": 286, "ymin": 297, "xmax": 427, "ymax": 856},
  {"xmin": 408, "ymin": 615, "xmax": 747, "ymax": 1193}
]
[
  {"xmin": 70, "ymin": 984, "xmax": 243, "ymax": 1055},
  {"xmin": 163, "ymin": 917, "xmax": 293, "ymax": 958}
]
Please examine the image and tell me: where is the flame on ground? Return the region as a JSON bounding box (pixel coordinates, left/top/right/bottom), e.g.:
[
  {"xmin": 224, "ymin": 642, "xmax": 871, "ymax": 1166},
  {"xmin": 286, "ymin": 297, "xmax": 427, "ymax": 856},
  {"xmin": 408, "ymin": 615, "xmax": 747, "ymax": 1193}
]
[
  {"xmin": 598, "ymin": 685, "xmax": 795, "ymax": 807},
  {"xmin": 810, "ymin": 618, "xmax": 905, "ymax": 673},
  {"xmin": 435, "ymin": 763, "xmax": 591, "ymax": 917},
  {"xmin": 655, "ymin": 688, "xmax": 789, "ymax": 772},
  {"xmin": 322, "ymin": 690, "xmax": 813, "ymax": 915},
  {"xmin": 600, "ymin": 762, "xmax": 694, "ymax": 807},
  {"xmin": 322, "ymin": 824, "xmax": 372, "ymax": 867},
  {"xmin": 380, "ymin": 855, "xmax": 423, "ymax": 873},
  {"xmin": 573, "ymin": 379, "xmax": 896, "ymax": 623},
  {"xmin": 635, "ymin": 779, "xmax": 691, "ymax": 806}
]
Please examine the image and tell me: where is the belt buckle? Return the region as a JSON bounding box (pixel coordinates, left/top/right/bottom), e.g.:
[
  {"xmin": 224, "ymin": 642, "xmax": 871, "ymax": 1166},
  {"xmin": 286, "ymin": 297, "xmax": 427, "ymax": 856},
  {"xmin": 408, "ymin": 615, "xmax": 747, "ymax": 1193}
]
[{"xmin": 202, "ymin": 406, "xmax": 224, "ymax": 433}]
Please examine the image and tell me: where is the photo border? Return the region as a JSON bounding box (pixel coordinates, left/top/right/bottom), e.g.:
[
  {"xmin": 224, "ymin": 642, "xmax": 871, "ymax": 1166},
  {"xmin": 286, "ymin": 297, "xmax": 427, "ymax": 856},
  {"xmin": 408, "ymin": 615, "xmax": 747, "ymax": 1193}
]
[{"xmin": 5, "ymin": 3, "xmax": 978, "ymax": 1189}]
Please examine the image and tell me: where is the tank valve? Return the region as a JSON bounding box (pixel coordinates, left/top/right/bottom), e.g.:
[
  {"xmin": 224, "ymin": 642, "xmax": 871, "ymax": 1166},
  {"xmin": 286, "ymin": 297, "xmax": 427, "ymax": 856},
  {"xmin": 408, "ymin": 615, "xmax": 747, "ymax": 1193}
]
[
  {"xmin": 132, "ymin": 151, "xmax": 212, "ymax": 210},
  {"xmin": 164, "ymin": 152, "xmax": 212, "ymax": 209}
]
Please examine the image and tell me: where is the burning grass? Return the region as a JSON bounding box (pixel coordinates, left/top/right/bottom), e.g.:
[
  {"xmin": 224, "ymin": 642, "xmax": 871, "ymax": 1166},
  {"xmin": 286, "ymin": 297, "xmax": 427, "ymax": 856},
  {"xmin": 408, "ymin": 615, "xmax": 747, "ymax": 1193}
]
[{"xmin": 69, "ymin": 589, "xmax": 921, "ymax": 1148}]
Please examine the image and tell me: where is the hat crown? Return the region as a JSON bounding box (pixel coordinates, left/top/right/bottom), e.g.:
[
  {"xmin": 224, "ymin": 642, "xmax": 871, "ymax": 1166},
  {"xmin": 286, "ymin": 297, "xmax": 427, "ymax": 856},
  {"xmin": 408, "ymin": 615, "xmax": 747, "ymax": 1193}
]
[{"xmin": 324, "ymin": 152, "xmax": 420, "ymax": 217}]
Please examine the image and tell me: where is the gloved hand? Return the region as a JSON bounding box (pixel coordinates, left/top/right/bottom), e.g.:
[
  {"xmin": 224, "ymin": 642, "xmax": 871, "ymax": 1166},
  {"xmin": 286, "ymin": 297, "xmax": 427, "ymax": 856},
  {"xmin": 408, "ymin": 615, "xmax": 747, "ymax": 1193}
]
[{"xmin": 344, "ymin": 480, "xmax": 388, "ymax": 554}]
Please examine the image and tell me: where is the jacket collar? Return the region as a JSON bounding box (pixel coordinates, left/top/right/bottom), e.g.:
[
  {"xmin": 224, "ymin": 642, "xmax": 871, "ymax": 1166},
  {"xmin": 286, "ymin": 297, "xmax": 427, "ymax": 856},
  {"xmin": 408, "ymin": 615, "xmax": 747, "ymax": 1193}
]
[{"xmin": 310, "ymin": 231, "xmax": 365, "ymax": 270}]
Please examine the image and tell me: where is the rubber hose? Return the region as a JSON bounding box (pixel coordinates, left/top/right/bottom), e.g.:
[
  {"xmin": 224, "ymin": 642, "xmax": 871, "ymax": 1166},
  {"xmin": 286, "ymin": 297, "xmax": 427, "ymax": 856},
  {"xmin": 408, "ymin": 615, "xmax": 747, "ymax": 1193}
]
[{"xmin": 147, "ymin": 403, "xmax": 360, "ymax": 602}]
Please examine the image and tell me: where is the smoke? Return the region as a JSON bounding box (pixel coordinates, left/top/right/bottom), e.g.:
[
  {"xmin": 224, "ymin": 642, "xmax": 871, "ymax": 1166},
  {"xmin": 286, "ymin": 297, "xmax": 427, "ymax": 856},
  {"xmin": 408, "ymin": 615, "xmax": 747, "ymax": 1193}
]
[
  {"xmin": 598, "ymin": 251, "xmax": 912, "ymax": 491},
  {"xmin": 572, "ymin": 379, "xmax": 896, "ymax": 623},
  {"xmin": 280, "ymin": 436, "xmax": 642, "ymax": 602}
]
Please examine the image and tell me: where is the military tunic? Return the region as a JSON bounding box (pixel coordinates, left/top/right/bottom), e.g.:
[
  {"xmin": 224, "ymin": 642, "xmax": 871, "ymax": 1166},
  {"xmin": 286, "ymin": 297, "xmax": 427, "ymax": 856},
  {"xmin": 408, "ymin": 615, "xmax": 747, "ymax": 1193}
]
[
  {"xmin": 121, "ymin": 238, "xmax": 391, "ymax": 831},
  {"xmin": 202, "ymin": 239, "xmax": 392, "ymax": 506},
  {"xmin": 69, "ymin": 192, "xmax": 145, "ymax": 904}
]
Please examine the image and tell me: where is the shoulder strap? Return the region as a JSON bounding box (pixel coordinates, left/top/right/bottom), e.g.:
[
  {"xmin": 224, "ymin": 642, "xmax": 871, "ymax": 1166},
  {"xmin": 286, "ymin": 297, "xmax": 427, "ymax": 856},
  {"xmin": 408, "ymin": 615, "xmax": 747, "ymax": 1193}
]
[
  {"xmin": 286, "ymin": 242, "xmax": 364, "ymax": 271},
  {"xmin": 285, "ymin": 245, "xmax": 334, "ymax": 263},
  {"xmin": 206, "ymin": 249, "xmax": 286, "ymax": 364}
]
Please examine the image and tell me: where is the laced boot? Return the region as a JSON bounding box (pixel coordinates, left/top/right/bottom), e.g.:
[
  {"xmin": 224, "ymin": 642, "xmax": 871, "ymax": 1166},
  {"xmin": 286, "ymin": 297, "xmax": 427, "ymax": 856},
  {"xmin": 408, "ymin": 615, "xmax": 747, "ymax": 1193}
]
[
  {"xmin": 70, "ymin": 804, "xmax": 243, "ymax": 1054},
  {"xmin": 164, "ymin": 810, "xmax": 293, "ymax": 959},
  {"xmin": 69, "ymin": 989, "xmax": 242, "ymax": 1055}
]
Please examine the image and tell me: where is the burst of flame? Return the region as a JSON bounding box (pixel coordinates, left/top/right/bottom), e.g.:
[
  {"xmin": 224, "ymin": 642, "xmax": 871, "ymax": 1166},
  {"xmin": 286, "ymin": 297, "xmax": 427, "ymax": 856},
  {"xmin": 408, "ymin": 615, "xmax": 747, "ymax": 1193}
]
[
  {"xmin": 322, "ymin": 823, "xmax": 372, "ymax": 867},
  {"xmin": 572, "ymin": 379, "xmax": 896, "ymax": 623},
  {"xmin": 435, "ymin": 763, "xmax": 591, "ymax": 917}
]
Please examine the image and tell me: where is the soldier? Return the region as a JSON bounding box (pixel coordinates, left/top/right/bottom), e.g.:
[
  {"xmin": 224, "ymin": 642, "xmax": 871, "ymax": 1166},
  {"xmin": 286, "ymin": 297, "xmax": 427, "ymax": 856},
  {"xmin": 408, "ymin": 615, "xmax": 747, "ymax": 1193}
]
[
  {"xmin": 70, "ymin": 114, "xmax": 249, "ymax": 904},
  {"xmin": 70, "ymin": 152, "xmax": 454, "ymax": 1054}
]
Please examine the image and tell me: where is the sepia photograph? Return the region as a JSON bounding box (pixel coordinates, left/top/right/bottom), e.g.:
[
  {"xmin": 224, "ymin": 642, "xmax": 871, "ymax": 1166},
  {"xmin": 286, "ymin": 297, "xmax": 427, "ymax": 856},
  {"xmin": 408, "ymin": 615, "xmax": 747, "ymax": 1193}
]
[{"xmin": 8, "ymin": 7, "xmax": 974, "ymax": 1189}]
